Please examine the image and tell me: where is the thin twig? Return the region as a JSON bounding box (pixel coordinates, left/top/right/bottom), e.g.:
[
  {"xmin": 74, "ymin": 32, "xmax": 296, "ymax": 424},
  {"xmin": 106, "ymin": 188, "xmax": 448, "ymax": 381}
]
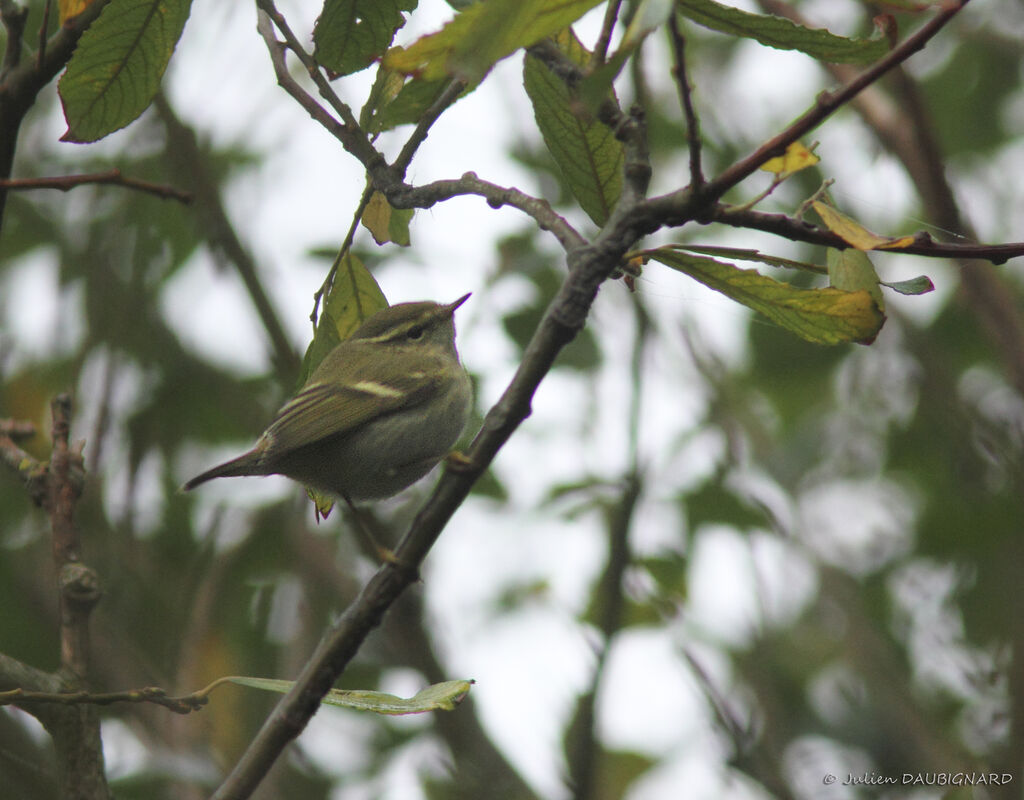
[
  {"xmin": 668, "ymin": 13, "xmax": 703, "ymax": 189},
  {"xmin": 37, "ymin": 0, "xmax": 51, "ymax": 69},
  {"xmin": 0, "ymin": 418, "xmax": 35, "ymax": 440},
  {"xmin": 255, "ymin": 7, "xmax": 384, "ymax": 176},
  {"xmin": 0, "ymin": 169, "xmax": 192, "ymax": 203},
  {"xmin": 256, "ymin": 0, "xmax": 378, "ymax": 163},
  {"xmin": 311, "ymin": 180, "xmax": 376, "ymax": 328},
  {"xmin": 391, "ymin": 171, "xmax": 586, "ymax": 252},
  {"xmin": 712, "ymin": 205, "xmax": 1024, "ymax": 264},
  {"xmin": 592, "ymin": 0, "xmax": 624, "ymax": 66},
  {"xmin": 393, "ymin": 77, "xmax": 467, "ymax": 177},
  {"xmin": 695, "ymin": 0, "xmax": 970, "ymax": 206},
  {"xmin": 0, "ymin": 686, "xmax": 209, "ymax": 715},
  {"xmin": 47, "ymin": 395, "xmax": 98, "ymax": 684}
]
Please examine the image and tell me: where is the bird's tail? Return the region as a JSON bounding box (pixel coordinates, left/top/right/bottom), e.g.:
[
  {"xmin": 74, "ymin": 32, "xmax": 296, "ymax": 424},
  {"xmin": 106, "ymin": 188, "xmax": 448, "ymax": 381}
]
[{"xmin": 181, "ymin": 450, "xmax": 262, "ymax": 492}]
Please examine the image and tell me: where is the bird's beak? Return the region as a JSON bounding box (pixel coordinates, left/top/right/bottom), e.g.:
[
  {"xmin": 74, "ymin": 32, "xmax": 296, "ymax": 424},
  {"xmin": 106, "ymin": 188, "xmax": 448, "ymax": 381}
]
[{"xmin": 446, "ymin": 293, "xmax": 471, "ymax": 314}]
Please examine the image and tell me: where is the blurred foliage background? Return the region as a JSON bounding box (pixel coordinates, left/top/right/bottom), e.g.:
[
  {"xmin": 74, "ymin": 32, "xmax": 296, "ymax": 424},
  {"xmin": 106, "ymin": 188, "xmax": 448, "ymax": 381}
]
[{"xmin": 2, "ymin": 1, "xmax": 1024, "ymax": 799}]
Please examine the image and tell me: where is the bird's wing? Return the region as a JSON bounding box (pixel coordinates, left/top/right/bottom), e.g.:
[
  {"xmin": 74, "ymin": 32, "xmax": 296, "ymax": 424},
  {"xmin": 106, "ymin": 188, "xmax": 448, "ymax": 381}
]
[{"xmin": 261, "ymin": 370, "xmax": 440, "ymax": 455}]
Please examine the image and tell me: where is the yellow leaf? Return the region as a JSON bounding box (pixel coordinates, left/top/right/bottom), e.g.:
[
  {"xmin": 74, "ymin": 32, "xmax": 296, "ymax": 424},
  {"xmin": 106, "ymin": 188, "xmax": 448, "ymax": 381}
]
[
  {"xmin": 827, "ymin": 248, "xmax": 884, "ymax": 311},
  {"xmin": 644, "ymin": 248, "xmax": 885, "ymax": 345},
  {"xmin": 760, "ymin": 141, "xmax": 819, "ymax": 177},
  {"xmin": 362, "ymin": 191, "xmax": 413, "ymax": 246},
  {"xmin": 59, "ymin": 0, "xmax": 93, "ymax": 23},
  {"xmin": 383, "ymin": 0, "xmax": 602, "ymax": 82},
  {"xmin": 813, "ymin": 201, "xmax": 916, "ymax": 251}
]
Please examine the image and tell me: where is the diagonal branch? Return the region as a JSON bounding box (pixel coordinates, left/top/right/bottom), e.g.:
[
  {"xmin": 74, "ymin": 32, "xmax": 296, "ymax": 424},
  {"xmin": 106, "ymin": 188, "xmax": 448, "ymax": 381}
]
[{"xmin": 690, "ymin": 0, "xmax": 970, "ymax": 207}]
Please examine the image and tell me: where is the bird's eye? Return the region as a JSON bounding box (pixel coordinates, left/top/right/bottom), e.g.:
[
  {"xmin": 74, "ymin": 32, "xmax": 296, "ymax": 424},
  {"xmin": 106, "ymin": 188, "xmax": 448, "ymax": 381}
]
[{"xmin": 407, "ymin": 326, "xmax": 425, "ymax": 340}]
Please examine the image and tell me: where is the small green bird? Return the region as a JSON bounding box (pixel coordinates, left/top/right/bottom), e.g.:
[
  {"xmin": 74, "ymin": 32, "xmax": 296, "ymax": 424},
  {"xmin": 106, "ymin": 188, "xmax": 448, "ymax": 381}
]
[{"xmin": 183, "ymin": 295, "xmax": 472, "ymax": 501}]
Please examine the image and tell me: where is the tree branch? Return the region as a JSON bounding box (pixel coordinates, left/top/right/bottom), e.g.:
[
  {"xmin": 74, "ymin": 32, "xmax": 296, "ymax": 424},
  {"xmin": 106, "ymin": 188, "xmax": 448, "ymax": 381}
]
[
  {"xmin": 0, "ymin": 169, "xmax": 192, "ymax": 202},
  {"xmin": 668, "ymin": 13, "xmax": 703, "ymax": 189},
  {"xmin": 255, "ymin": 3, "xmax": 384, "ymax": 174},
  {"xmin": 711, "ymin": 205, "xmax": 1024, "ymax": 264},
  {"xmin": 591, "ymin": 0, "xmax": 623, "ymax": 67},
  {"xmin": 690, "ymin": 0, "xmax": 971, "ymax": 207},
  {"xmin": 0, "ymin": 0, "xmax": 113, "ymax": 232},
  {"xmin": 0, "ymin": 686, "xmax": 209, "ymax": 715}
]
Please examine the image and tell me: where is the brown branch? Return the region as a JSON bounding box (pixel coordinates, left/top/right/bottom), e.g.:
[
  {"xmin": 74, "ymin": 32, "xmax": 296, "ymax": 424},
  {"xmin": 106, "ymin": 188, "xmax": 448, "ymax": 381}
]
[
  {"xmin": 0, "ymin": 169, "xmax": 192, "ymax": 202},
  {"xmin": 712, "ymin": 205, "xmax": 1024, "ymax": 264},
  {"xmin": 567, "ymin": 471, "xmax": 642, "ymax": 800},
  {"xmin": 0, "ymin": 0, "xmax": 113, "ymax": 232},
  {"xmin": 692, "ymin": 0, "xmax": 970, "ymax": 207},
  {"xmin": 668, "ymin": 13, "xmax": 703, "ymax": 189},
  {"xmin": 213, "ymin": 230, "xmax": 636, "ymax": 800},
  {"xmin": 0, "ymin": 686, "xmax": 209, "ymax": 715},
  {"xmin": 46, "ymin": 395, "xmax": 99, "ymax": 685},
  {"xmin": 36, "ymin": 0, "xmax": 51, "ymax": 69},
  {"xmin": 256, "ymin": 2, "xmax": 382, "ymax": 172},
  {"xmin": 389, "ymin": 171, "xmax": 586, "ymax": 252},
  {"xmin": 592, "ymin": 0, "xmax": 624, "ymax": 66},
  {"xmin": 393, "ymin": 76, "xmax": 467, "ymax": 177},
  {"xmin": 754, "ymin": 0, "xmax": 1024, "ymax": 396},
  {"xmin": 0, "ymin": 417, "xmax": 35, "ymax": 440}
]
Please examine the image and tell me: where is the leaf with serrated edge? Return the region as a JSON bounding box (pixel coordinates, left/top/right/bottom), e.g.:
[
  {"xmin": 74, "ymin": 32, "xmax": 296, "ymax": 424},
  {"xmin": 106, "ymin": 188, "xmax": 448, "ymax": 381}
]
[
  {"xmin": 677, "ymin": 0, "xmax": 888, "ymax": 65},
  {"xmin": 59, "ymin": 0, "xmax": 192, "ymax": 143},
  {"xmin": 383, "ymin": 0, "xmax": 602, "ymax": 82},
  {"xmin": 645, "ymin": 248, "xmax": 884, "ymax": 345},
  {"xmin": 299, "ymin": 252, "xmax": 387, "ymax": 388},
  {"xmin": 524, "ymin": 29, "xmax": 623, "ymax": 225},
  {"xmin": 314, "ymin": 0, "xmax": 417, "ymax": 77}
]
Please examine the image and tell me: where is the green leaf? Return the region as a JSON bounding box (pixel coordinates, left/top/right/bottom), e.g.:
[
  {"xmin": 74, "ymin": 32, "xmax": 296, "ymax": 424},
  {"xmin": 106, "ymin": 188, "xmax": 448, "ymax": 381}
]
[
  {"xmin": 59, "ymin": 0, "xmax": 193, "ymax": 143},
  {"xmin": 670, "ymin": 244, "xmax": 827, "ymax": 274},
  {"xmin": 299, "ymin": 251, "xmax": 388, "ymax": 388},
  {"xmin": 360, "ymin": 64, "xmax": 408, "ymax": 130},
  {"xmin": 368, "ymin": 75, "xmax": 455, "ymax": 132},
  {"xmin": 314, "ymin": 0, "xmax": 418, "ymax": 77},
  {"xmin": 226, "ymin": 676, "xmax": 473, "ymax": 715},
  {"xmin": 881, "ymin": 275, "xmax": 935, "ymax": 296},
  {"xmin": 676, "ymin": 0, "xmax": 888, "ymax": 65},
  {"xmin": 362, "ymin": 191, "xmax": 414, "ymax": 246},
  {"xmin": 575, "ymin": 0, "xmax": 673, "ymax": 111},
  {"xmin": 827, "ymin": 247, "xmax": 884, "ymax": 311},
  {"xmin": 645, "ymin": 248, "xmax": 885, "ymax": 345},
  {"xmin": 523, "ymin": 30, "xmax": 623, "ymax": 226},
  {"xmin": 383, "ymin": 0, "xmax": 603, "ymax": 82},
  {"xmin": 812, "ymin": 200, "xmax": 915, "ymax": 251}
]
